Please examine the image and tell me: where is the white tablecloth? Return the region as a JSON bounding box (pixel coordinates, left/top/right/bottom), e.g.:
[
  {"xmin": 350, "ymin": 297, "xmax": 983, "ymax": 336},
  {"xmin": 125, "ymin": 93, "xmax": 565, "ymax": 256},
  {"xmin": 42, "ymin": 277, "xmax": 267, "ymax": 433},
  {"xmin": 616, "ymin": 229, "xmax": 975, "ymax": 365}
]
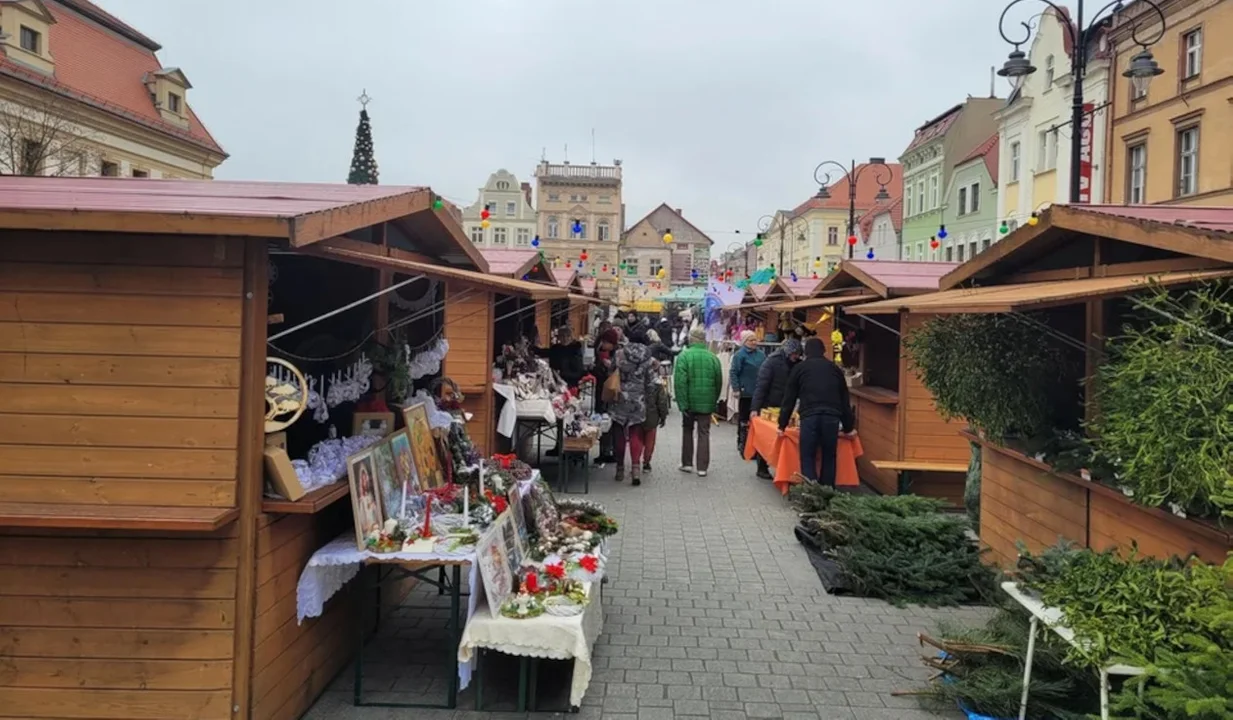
[
  {"xmin": 458, "ymin": 581, "xmax": 604, "ymax": 707},
  {"xmin": 492, "ymin": 384, "xmax": 558, "ymax": 438},
  {"xmin": 295, "ymin": 535, "xmax": 481, "ymax": 686}
]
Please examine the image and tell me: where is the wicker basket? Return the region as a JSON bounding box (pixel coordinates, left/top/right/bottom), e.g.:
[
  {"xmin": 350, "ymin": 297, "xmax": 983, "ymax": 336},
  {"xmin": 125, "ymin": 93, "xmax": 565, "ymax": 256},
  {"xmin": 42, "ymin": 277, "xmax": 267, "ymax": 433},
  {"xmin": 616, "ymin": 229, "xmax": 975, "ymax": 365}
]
[
  {"xmin": 543, "ymin": 596, "xmax": 585, "ymax": 617},
  {"xmin": 563, "ymin": 436, "xmax": 596, "ymax": 453}
]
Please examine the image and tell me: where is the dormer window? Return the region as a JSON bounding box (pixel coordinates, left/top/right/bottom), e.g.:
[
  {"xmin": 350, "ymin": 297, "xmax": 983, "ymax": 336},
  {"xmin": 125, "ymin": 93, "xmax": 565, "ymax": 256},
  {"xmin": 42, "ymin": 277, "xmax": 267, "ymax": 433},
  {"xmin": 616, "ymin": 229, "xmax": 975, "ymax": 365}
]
[
  {"xmin": 167, "ymin": 92, "xmax": 182, "ymax": 114},
  {"xmin": 20, "ymin": 26, "xmax": 40, "ymax": 53},
  {"xmin": 143, "ymin": 68, "xmax": 192, "ymax": 128}
]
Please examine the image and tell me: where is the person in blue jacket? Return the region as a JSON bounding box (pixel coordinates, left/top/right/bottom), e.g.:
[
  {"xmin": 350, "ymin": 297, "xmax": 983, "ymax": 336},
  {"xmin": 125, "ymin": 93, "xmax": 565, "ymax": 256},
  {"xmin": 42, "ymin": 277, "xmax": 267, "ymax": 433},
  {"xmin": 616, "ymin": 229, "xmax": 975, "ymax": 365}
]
[{"xmin": 729, "ymin": 330, "xmax": 765, "ymax": 459}]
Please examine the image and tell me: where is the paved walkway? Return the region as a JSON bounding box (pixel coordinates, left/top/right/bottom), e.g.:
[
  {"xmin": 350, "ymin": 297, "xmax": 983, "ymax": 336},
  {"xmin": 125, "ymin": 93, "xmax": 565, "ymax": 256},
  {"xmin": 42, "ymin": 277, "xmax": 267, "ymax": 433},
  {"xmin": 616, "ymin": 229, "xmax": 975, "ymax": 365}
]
[{"xmin": 307, "ymin": 415, "xmax": 987, "ymax": 720}]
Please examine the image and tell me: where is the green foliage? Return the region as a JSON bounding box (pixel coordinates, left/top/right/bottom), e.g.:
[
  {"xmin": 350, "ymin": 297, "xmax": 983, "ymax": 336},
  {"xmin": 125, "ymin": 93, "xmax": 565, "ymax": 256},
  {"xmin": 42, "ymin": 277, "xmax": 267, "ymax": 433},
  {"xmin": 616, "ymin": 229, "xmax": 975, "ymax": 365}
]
[
  {"xmin": 1110, "ymin": 555, "xmax": 1233, "ymax": 720},
  {"xmin": 964, "ymin": 441, "xmax": 981, "ymax": 525},
  {"xmin": 1018, "ymin": 545, "xmax": 1230, "ymax": 667},
  {"xmin": 791, "ymin": 485, "xmax": 994, "ymax": 606},
  {"xmin": 903, "ymin": 313, "xmax": 1073, "ymax": 442},
  {"xmin": 917, "ymin": 609, "xmax": 1099, "ymax": 719},
  {"xmin": 1089, "ymin": 282, "xmax": 1233, "ymax": 516}
]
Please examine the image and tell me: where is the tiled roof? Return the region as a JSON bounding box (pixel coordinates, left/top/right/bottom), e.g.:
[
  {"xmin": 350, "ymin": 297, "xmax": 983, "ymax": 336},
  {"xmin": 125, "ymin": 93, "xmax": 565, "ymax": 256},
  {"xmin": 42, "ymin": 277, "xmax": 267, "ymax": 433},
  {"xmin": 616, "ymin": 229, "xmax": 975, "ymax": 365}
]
[
  {"xmin": 791, "ymin": 164, "xmax": 904, "ymax": 216},
  {"xmin": 902, "ymin": 104, "xmax": 963, "ymax": 153},
  {"xmin": 578, "ymin": 277, "xmax": 598, "ymax": 296},
  {"xmin": 551, "ymin": 267, "xmax": 578, "ymax": 288},
  {"xmin": 480, "ymin": 249, "xmax": 538, "ymax": 277},
  {"xmin": 958, "ymin": 133, "xmax": 1000, "ymax": 186},
  {"xmin": 0, "ymin": 0, "xmax": 224, "ymax": 156},
  {"xmin": 1073, "ymin": 204, "xmax": 1233, "ymax": 235},
  {"xmin": 858, "ymin": 195, "xmax": 904, "ymax": 240}
]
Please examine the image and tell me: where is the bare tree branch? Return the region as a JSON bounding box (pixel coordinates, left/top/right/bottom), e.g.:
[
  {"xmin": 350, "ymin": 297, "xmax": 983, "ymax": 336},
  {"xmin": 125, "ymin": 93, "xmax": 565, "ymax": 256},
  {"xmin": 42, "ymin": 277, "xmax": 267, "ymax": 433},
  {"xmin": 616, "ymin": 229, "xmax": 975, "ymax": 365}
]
[{"xmin": 0, "ymin": 93, "xmax": 101, "ymax": 176}]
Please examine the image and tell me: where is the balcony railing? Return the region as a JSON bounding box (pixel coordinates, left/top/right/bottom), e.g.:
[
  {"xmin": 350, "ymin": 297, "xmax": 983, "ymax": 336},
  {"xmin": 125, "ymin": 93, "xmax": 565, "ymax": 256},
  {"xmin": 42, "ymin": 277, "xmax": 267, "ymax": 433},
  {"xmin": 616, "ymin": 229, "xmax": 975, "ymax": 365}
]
[{"xmin": 536, "ymin": 163, "xmax": 622, "ymax": 181}]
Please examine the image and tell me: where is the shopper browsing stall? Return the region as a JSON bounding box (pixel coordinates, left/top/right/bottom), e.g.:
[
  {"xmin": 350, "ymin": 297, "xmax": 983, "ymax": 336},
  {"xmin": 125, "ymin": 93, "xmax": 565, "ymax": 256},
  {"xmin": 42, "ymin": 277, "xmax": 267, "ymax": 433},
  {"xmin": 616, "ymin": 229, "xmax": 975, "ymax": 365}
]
[
  {"xmin": 609, "ymin": 338, "xmax": 658, "ymax": 486},
  {"xmin": 749, "ymin": 337, "xmax": 802, "ymax": 480},
  {"xmin": 777, "ymin": 337, "xmax": 856, "ymax": 488},
  {"xmin": 729, "ymin": 330, "xmax": 765, "ymax": 459}
]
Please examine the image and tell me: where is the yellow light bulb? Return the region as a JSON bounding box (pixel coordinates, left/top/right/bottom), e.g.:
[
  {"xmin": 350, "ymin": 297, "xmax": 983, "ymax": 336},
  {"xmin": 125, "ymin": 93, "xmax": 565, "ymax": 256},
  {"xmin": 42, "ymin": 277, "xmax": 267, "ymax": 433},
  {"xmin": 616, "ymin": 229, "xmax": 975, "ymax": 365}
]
[{"xmin": 1027, "ymin": 214, "xmax": 1039, "ymax": 226}]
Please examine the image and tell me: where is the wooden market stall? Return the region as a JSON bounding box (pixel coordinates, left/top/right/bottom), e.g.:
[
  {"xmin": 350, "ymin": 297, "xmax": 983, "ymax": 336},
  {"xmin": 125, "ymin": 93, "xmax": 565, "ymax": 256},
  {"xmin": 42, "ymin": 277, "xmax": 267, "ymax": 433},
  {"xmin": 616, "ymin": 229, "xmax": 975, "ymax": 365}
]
[
  {"xmin": 847, "ymin": 204, "xmax": 1233, "ymax": 567},
  {"xmin": 0, "ymin": 176, "xmax": 563, "ymax": 720},
  {"xmin": 811, "ymin": 260, "xmax": 965, "ymax": 501}
]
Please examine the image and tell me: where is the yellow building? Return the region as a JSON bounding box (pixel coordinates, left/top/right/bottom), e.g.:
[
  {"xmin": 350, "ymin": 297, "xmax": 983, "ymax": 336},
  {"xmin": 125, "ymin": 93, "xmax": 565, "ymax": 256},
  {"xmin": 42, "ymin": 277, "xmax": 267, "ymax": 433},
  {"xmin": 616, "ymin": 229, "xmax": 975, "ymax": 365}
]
[
  {"xmin": 0, "ymin": 0, "xmax": 226, "ymax": 178},
  {"xmin": 1105, "ymin": 0, "xmax": 1232, "ymax": 206},
  {"xmin": 534, "ymin": 159, "xmax": 624, "ymax": 300}
]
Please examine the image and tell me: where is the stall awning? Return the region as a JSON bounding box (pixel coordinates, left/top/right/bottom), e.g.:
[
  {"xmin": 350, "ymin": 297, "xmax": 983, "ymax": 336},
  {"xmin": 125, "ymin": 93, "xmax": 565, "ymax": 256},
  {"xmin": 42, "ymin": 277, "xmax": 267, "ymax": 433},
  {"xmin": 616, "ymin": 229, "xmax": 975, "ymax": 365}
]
[
  {"xmin": 845, "ymin": 269, "xmax": 1233, "ymax": 315},
  {"xmin": 569, "ymin": 293, "xmax": 605, "ymax": 305},
  {"xmin": 314, "ymin": 246, "xmax": 567, "ymax": 300},
  {"xmin": 772, "ymin": 294, "xmax": 880, "ymax": 312}
]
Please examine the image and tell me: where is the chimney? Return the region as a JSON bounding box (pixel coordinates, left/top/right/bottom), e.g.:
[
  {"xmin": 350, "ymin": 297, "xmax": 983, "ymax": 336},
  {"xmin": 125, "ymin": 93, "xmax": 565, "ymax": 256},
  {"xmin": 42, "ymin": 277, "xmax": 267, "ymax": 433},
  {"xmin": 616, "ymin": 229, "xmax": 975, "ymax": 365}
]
[
  {"xmin": 676, "ymin": 208, "xmax": 683, "ymax": 216},
  {"xmin": 521, "ymin": 182, "xmax": 533, "ymax": 209}
]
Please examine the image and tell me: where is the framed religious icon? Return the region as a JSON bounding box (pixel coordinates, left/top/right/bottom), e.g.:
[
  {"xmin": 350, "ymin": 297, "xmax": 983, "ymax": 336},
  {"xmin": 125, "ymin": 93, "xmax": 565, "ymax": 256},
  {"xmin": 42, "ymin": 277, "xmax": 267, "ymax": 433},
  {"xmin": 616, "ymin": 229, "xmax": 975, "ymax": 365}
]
[
  {"xmin": 370, "ymin": 438, "xmax": 402, "ymax": 522},
  {"xmin": 388, "ymin": 429, "xmax": 421, "ymax": 511},
  {"xmin": 476, "ymin": 513, "xmax": 515, "ymax": 617},
  {"xmin": 403, "ymin": 402, "xmax": 445, "ymax": 489},
  {"xmin": 346, "ymin": 448, "xmax": 385, "ymax": 550},
  {"xmin": 353, "ymin": 411, "xmax": 395, "ymax": 439},
  {"xmin": 506, "ymin": 483, "xmax": 531, "ymax": 564}
]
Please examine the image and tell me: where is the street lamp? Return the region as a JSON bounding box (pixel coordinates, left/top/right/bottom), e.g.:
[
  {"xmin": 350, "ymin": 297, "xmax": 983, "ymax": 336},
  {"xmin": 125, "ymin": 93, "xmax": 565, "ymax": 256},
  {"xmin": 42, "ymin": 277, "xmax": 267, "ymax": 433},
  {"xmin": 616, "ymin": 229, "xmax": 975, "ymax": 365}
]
[
  {"xmin": 724, "ymin": 241, "xmax": 747, "ymax": 278},
  {"xmin": 812, "ymin": 158, "xmax": 894, "ymax": 259},
  {"xmin": 756, "ymin": 213, "xmax": 807, "ymax": 277},
  {"xmin": 997, "ymin": 0, "xmax": 1166, "ymax": 203}
]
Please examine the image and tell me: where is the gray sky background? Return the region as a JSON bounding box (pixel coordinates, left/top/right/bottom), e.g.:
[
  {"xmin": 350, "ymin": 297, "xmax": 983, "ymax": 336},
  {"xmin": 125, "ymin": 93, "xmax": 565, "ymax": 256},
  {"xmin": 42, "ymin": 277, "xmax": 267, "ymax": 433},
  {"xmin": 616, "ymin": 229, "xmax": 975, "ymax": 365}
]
[{"xmin": 102, "ymin": 0, "xmax": 1078, "ymax": 256}]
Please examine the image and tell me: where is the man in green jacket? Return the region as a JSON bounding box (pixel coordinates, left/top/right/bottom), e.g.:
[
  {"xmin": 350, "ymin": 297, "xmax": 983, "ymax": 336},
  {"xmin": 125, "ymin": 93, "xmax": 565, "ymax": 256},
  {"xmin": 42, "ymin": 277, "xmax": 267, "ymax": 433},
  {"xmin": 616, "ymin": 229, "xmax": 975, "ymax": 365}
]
[{"xmin": 673, "ymin": 326, "xmax": 722, "ymax": 476}]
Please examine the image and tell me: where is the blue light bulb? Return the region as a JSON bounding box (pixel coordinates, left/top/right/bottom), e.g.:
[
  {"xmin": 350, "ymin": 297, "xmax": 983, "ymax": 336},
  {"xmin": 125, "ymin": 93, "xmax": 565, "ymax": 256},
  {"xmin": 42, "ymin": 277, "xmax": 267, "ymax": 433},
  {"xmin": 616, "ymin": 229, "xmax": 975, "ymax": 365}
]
[
  {"xmin": 866, "ymin": 248, "xmax": 875, "ymax": 260},
  {"xmin": 937, "ymin": 225, "xmax": 948, "ymax": 239}
]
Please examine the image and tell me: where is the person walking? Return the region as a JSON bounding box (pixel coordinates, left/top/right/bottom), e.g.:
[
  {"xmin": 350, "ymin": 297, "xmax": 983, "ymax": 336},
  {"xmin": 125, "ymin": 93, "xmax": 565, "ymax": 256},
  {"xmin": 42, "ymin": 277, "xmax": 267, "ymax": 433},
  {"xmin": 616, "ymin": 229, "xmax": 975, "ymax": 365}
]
[
  {"xmin": 609, "ymin": 339, "xmax": 658, "ymax": 486},
  {"xmin": 729, "ymin": 330, "xmax": 766, "ymax": 460},
  {"xmin": 749, "ymin": 337, "xmax": 802, "ymax": 479},
  {"xmin": 640, "ymin": 377, "xmax": 669, "ymax": 472},
  {"xmin": 777, "ymin": 337, "xmax": 855, "ymax": 488},
  {"xmin": 592, "ymin": 326, "xmax": 621, "ymax": 465},
  {"xmin": 674, "ymin": 326, "xmax": 722, "ymax": 477}
]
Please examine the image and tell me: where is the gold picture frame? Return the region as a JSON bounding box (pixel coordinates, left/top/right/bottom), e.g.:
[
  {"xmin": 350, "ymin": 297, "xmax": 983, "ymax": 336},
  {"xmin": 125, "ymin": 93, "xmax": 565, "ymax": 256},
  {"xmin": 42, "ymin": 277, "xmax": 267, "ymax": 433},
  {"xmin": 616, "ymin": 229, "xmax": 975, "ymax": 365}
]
[
  {"xmin": 346, "ymin": 448, "xmax": 385, "ymax": 550},
  {"xmin": 402, "ymin": 402, "xmax": 446, "ymax": 489}
]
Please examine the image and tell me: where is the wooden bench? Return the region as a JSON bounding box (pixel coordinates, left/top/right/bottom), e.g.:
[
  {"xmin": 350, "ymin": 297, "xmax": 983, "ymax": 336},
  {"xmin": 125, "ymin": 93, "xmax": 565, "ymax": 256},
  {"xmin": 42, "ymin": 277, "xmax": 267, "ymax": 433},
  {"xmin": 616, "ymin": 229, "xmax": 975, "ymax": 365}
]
[
  {"xmin": 871, "ymin": 460, "xmax": 969, "ymax": 495},
  {"xmin": 0, "ymin": 502, "xmax": 239, "ymax": 532}
]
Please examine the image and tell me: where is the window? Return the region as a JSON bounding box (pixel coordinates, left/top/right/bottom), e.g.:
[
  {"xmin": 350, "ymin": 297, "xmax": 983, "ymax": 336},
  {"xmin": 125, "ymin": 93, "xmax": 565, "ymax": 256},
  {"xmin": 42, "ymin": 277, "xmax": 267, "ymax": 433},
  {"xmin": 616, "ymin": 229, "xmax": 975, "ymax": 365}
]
[
  {"xmin": 626, "ymin": 259, "xmax": 639, "ymax": 275},
  {"xmin": 1010, "ymin": 142, "xmax": 1021, "ymax": 181},
  {"xmin": 167, "ymin": 92, "xmax": 182, "ymax": 114},
  {"xmin": 956, "ymin": 244, "xmax": 965, "ymax": 262},
  {"xmin": 982, "ymin": 238, "xmax": 991, "ymax": 251},
  {"xmin": 648, "ymin": 259, "xmax": 662, "ymax": 276},
  {"xmin": 944, "ymin": 246, "xmax": 954, "ymax": 262},
  {"xmin": 957, "ymin": 187, "xmax": 968, "ymax": 216},
  {"xmin": 598, "ymin": 195, "xmax": 611, "ymax": 204},
  {"xmin": 569, "ymin": 193, "xmax": 588, "ymax": 202},
  {"xmin": 827, "ymin": 227, "xmax": 839, "ymax": 245},
  {"xmin": 19, "ymin": 26, "xmax": 40, "ymax": 54},
  {"xmin": 904, "ymin": 190, "xmax": 912, "ymax": 217},
  {"xmin": 969, "ymin": 183, "xmax": 980, "ymax": 213},
  {"xmin": 1127, "ymin": 143, "xmax": 1147, "ymax": 204},
  {"xmin": 1182, "ymin": 29, "xmax": 1202, "ymax": 79},
  {"xmin": 470, "ymin": 226, "xmax": 484, "ymax": 244},
  {"xmin": 929, "ymin": 173, "xmax": 939, "ymax": 209},
  {"xmin": 493, "ymin": 227, "xmax": 507, "ymax": 245},
  {"xmin": 21, "ymin": 139, "xmax": 41, "ymax": 175},
  {"xmin": 916, "ymin": 181, "xmax": 925, "ymax": 215},
  {"xmin": 100, "ymin": 160, "xmax": 119, "ymax": 177},
  {"xmin": 131, "ymin": 168, "xmax": 148, "ymax": 178},
  {"xmin": 505, "ymin": 201, "xmax": 516, "ymax": 216},
  {"xmin": 575, "ymin": 221, "xmax": 587, "ymax": 239},
  {"xmin": 516, "ymin": 228, "xmax": 530, "ymax": 246},
  {"xmin": 548, "ymin": 193, "xmax": 560, "ymax": 202},
  {"xmin": 1037, "ymin": 130, "xmax": 1057, "ymax": 171},
  {"xmin": 597, "ymin": 220, "xmax": 610, "ymax": 242},
  {"xmin": 915, "ymin": 243, "xmax": 924, "ymax": 261},
  {"xmin": 547, "ymin": 216, "xmax": 559, "ymax": 238},
  {"xmin": 1176, "ymin": 126, "xmax": 1199, "ymax": 197},
  {"xmin": 1044, "ymin": 55, "xmax": 1055, "ymax": 87},
  {"xmin": 969, "ymin": 241, "xmax": 978, "ymax": 259}
]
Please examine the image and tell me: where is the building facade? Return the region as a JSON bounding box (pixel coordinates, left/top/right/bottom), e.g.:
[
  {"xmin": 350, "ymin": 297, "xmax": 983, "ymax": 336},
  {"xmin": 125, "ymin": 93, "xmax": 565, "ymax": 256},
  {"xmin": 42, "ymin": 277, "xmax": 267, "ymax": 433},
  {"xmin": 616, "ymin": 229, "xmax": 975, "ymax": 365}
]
[
  {"xmin": 534, "ymin": 159, "xmax": 623, "ymax": 300},
  {"xmin": 857, "ymin": 196, "xmax": 903, "ymax": 261},
  {"xmin": 461, "ymin": 169, "xmax": 537, "ymax": 251},
  {"xmin": 618, "ymin": 204, "xmax": 712, "ymax": 304},
  {"xmin": 0, "ymin": 0, "xmax": 225, "ymax": 178},
  {"xmin": 935, "ymin": 134, "xmax": 998, "ymax": 263},
  {"xmin": 753, "ymin": 209, "xmax": 809, "ymax": 278},
  {"xmin": 1105, "ymin": 0, "xmax": 1233, "ymax": 206},
  {"xmin": 996, "ymin": 7, "xmax": 1111, "ymax": 231},
  {"xmin": 900, "ymin": 98, "xmax": 1001, "ymax": 260}
]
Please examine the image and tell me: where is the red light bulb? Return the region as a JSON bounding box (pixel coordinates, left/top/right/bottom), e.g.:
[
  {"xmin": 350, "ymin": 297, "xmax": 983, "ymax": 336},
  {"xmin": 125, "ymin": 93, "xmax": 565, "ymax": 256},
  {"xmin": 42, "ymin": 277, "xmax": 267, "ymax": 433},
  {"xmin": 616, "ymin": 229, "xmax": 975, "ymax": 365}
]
[
  {"xmin": 847, "ymin": 235, "xmax": 858, "ymax": 246},
  {"xmin": 481, "ymin": 208, "xmax": 490, "ymax": 220},
  {"xmin": 930, "ymin": 238, "xmax": 940, "ymax": 250},
  {"xmin": 580, "ymin": 251, "xmax": 588, "ymax": 261}
]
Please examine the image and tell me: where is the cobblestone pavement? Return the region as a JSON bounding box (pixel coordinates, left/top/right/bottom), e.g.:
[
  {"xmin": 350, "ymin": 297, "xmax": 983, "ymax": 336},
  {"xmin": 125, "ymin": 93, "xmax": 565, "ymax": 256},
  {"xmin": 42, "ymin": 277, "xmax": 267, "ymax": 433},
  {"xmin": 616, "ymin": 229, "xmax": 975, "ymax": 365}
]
[{"xmin": 307, "ymin": 415, "xmax": 989, "ymax": 720}]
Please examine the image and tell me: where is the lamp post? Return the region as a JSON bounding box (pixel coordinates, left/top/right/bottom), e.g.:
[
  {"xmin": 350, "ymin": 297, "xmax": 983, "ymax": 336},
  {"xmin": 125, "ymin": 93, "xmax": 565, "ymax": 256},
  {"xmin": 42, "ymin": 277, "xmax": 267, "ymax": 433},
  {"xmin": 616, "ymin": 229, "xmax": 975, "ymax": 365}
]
[
  {"xmin": 997, "ymin": 0, "xmax": 1166, "ymax": 203},
  {"xmin": 724, "ymin": 241, "xmax": 747, "ymax": 277},
  {"xmin": 756, "ymin": 213, "xmax": 807, "ymax": 277},
  {"xmin": 812, "ymin": 159, "xmax": 894, "ymax": 260}
]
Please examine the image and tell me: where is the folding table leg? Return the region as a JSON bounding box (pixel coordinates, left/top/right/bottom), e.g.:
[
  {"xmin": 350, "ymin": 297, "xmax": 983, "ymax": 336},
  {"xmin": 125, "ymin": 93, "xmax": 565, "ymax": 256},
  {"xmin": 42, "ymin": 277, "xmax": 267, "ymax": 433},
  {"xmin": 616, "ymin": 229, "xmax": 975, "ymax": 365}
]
[
  {"xmin": 1099, "ymin": 669, "xmax": 1110, "ymax": 720},
  {"xmin": 1018, "ymin": 616, "xmax": 1038, "ymax": 720}
]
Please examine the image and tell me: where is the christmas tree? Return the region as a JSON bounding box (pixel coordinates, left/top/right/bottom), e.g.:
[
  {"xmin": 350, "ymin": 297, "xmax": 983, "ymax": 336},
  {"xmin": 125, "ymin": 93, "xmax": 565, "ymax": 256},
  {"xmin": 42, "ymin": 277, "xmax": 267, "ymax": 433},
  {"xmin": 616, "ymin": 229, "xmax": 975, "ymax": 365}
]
[{"xmin": 346, "ymin": 92, "xmax": 379, "ymax": 185}]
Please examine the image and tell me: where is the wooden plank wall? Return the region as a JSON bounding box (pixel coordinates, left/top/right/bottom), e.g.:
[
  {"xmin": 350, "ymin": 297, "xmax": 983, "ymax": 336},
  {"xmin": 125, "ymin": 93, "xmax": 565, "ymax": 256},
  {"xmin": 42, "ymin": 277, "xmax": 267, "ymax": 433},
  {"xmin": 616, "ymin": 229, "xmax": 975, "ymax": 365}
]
[
  {"xmin": 0, "ymin": 233, "xmax": 244, "ymax": 508},
  {"xmin": 442, "ymin": 283, "xmax": 494, "ymax": 393},
  {"xmin": 461, "ymin": 394, "xmax": 494, "ymax": 457},
  {"xmin": 1089, "ymin": 493, "xmax": 1229, "ymax": 565},
  {"xmin": 900, "ymin": 314, "xmax": 968, "ymax": 464},
  {"xmin": 0, "ymin": 526, "xmax": 238, "ymax": 720},
  {"xmin": 853, "ymin": 397, "xmax": 897, "ymax": 495},
  {"xmin": 0, "ymin": 233, "xmax": 249, "ymax": 718},
  {"xmin": 535, "ymin": 302, "xmax": 551, "ymax": 348},
  {"xmin": 569, "ymin": 303, "xmax": 587, "ymax": 339},
  {"xmin": 980, "ymin": 448, "xmax": 1088, "ymax": 567}
]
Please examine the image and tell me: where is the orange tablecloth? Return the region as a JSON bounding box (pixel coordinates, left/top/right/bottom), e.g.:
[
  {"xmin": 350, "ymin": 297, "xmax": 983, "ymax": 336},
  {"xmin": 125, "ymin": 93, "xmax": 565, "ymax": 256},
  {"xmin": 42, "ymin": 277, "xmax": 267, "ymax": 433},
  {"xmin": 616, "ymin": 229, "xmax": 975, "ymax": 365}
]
[{"xmin": 743, "ymin": 415, "xmax": 862, "ymax": 495}]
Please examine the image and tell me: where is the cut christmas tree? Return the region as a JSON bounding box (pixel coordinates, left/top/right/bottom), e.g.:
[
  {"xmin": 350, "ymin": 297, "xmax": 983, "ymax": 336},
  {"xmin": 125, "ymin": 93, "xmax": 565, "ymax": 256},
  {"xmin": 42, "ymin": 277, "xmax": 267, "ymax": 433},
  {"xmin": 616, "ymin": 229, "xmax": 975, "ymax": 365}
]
[{"xmin": 347, "ymin": 107, "xmax": 379, "ymax": 185}]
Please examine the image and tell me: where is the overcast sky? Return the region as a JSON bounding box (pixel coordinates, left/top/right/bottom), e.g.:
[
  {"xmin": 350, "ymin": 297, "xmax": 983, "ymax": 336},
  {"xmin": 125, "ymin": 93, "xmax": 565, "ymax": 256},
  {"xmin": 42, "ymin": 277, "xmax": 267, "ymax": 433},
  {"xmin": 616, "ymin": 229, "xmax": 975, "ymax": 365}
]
[{"xmin": 101, "ymin": 0, "xmax": 1075, "ymax": 256}]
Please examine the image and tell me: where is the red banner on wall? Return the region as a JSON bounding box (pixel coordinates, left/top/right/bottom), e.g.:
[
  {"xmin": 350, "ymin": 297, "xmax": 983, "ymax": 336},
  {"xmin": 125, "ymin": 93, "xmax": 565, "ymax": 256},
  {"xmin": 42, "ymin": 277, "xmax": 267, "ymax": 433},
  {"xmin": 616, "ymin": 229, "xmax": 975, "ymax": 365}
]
[{"xmin": 1077, "ymin": 102, "xmax": 1094, "ymax": 204}]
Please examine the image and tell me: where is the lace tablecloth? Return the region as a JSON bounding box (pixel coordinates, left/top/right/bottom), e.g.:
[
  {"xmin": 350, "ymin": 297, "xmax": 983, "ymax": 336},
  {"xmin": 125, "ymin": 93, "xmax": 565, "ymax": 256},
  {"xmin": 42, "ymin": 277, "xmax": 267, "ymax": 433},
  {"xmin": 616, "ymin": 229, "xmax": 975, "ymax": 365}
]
[{"xmin": 458, "ymin": 581, "xmax": 604, "ymax": 707}]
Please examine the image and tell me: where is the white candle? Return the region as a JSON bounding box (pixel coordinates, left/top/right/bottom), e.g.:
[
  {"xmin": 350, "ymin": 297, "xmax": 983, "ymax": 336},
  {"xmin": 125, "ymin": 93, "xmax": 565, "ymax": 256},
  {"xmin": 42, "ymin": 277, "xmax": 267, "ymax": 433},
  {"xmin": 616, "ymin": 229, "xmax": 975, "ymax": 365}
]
[
  {"xmin": 462, "ymin": 486, "xmax": 470, "ymax": 527},
  {"xmin": 478, "ymin": 460, "xmax": 485, "ymax": 495}
]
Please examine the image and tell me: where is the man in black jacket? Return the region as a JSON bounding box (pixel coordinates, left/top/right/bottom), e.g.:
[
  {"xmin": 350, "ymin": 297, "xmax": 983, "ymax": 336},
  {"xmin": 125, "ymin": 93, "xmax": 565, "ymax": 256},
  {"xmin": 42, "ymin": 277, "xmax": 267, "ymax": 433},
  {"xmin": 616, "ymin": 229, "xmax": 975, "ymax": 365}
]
[
  {"xmin": 778, "ymin": 337, "xmax": 856, "ymax": 488},
  {"xmin": 749, "ymin": 338, "xmax": 802, "ymax": 479}
]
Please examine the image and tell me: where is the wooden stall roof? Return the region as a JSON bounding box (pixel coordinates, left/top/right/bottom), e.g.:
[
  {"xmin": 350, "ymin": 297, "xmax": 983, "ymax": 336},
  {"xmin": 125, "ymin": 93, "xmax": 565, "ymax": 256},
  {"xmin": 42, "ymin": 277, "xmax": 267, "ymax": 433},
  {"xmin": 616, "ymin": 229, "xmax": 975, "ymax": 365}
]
[
  {"xmin": 578, "ymin": 277, "xmax": 599, "ymax": 296},
  {"xmin": 551, "ymin": 267, "xmax": 581, "ymax": 290},
  {"xmin": 774, "ymin": 276, "xmax": 825, "ymax": 299},
  {"xmin": 772, "ymin": 293, "xmax": 881, "ymax": 312},
  {"xmin": 942, "ymin": 204, "xmax": 1233, "ymax": 290},
  {"xmin": 569, "ymin": 293, "xmax": 605, "ymax": 305},
  {"xmin": 845, "ymin": 269, "xmax": 1233, "ymax": 315},
  {"xmin": 315, "ymin": 245, "xmax": 567, "ymax": 300},
  {"xmin": 0, "ymin": 176, "xmax": 485, "ymax": 269},
  {"xmin": 813, "ymin": 259, "xmax": 958, "ymax": 298},
  {"xmin": 481, "ymin": 248, "xmax": 540, "ymax": 278},
  {"xmin": 748, "ymin": 283, "xmax": 776, "ymax": 301}
]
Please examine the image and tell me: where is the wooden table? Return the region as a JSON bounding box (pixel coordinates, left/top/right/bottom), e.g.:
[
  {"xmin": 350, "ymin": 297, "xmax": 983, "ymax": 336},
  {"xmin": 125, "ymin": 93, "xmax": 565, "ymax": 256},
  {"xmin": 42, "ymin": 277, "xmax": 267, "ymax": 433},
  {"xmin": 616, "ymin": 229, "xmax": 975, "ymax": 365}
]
[
  {"xmin": 742, "ymin": 416, "xmax": 863, "ymax": 495},
  {"xmin": 870, "ymin": 460, "xmax": 968, "ymax": 495},
  {"xmin": 1000, "ymin": 581, "xmax": 1144, "ymax": 720}
]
